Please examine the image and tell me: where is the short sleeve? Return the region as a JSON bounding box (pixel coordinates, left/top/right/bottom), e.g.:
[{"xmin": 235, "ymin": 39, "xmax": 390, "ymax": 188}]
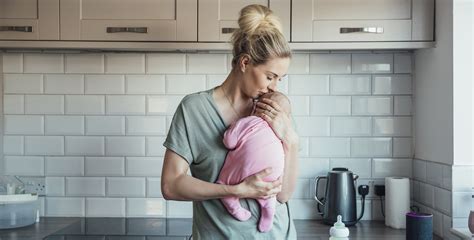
[{"xmin": 163, "ymin": 100, "xmax": 194, "ymax": 165}]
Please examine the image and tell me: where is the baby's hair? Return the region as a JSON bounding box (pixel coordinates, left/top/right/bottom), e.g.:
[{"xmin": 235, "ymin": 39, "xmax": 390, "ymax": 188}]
[{"xmin": 231, "ymin": 4, "xmax": 291, "ymax": 68}]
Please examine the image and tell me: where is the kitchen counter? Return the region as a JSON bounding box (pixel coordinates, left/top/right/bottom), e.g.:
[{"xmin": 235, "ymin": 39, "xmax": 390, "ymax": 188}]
[
  {"xmin": 451, "ymin": 228, "xmax": 473, "ymax": 240},
  {"xmin": 0, "ymin": 217, "xmax": 443, "ymax": 240}
]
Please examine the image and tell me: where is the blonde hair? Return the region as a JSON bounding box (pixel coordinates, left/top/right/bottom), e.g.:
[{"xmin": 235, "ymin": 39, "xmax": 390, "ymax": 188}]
[{"xmin": 231, "ymin": 4, "xmax": 291, "ymax": 68}]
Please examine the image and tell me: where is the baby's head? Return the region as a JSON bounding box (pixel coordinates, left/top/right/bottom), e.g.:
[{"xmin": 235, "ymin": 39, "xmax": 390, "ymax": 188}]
[{"xmin": 256, "ymin": 91, "xmax": 291, "ymax": 115}]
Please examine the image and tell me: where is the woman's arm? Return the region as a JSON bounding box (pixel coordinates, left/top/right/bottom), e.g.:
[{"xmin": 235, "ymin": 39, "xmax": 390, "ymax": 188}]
[
  {"xmin": 255, "ymin": 98, "xmax": 300, "ymax": 203},
  {"xmin": 161, "ymin": 149, "xmax": 283, "ymax": 201},
  {"xmin": 277, "ymin": 130, "xmax": 299, "ymax": 203}
]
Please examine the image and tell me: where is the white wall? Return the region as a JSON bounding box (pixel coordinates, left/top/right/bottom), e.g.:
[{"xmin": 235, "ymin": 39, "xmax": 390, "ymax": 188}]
[
  {"xmin": 414, "ymin": 0, "xmax": 453, "ymax": 165},
  {"xmin": 1, "ymin": 51, "xmax": 414, "ymax": 220},
  {"xmin": 453, "ymin": 0, "xmax": 474, "ymax": 166}
]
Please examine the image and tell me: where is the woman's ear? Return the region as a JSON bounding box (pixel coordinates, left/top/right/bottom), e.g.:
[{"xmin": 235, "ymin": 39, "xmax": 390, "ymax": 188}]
[{"xmin": 239, "ymin": 54, "xmax": 250, "ymax": 73}]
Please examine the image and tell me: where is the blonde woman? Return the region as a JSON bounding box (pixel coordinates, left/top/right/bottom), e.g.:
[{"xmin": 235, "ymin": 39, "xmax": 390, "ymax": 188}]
[{"xmin": 161, "ymin": 4, "xmax": 299, "ymax": 239}]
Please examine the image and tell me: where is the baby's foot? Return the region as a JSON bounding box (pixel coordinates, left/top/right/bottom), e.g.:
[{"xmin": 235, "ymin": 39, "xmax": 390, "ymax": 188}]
[
  {"xmin": 233, "ymin": 208, "xmax": 251, "ymax": 221},
  {"xmin": 258, "ymin": 208, "xmax": 274, "ymax": 232}
]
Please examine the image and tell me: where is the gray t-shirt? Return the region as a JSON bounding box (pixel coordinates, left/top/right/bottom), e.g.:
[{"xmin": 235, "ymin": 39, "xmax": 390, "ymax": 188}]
[{"xmin": 163, "ymin": 88, "xmax": 297, "ymax": 239}]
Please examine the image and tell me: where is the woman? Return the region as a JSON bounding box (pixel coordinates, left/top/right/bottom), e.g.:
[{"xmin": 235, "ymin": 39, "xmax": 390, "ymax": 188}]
[{"xmin": 161, "ymin": 4, "xmax": 299, "ymax": 239}]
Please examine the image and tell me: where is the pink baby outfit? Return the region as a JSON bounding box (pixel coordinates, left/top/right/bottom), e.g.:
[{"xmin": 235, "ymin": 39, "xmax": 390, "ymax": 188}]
[{"xmin": 216, "ymin": 115, "xmax": 285, "ymax": 233}]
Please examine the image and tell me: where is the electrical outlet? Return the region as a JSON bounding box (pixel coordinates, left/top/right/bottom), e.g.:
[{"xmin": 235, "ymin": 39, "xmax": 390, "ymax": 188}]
[{"xmin": 15, "ymin": 176, "xmax": 46, "ymax": 196}]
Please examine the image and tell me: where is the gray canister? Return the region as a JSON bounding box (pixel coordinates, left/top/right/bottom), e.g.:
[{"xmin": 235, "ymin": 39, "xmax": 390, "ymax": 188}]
[{"xmin": 406, "ymin": 212, "xmax": 433, "ymax": 240}]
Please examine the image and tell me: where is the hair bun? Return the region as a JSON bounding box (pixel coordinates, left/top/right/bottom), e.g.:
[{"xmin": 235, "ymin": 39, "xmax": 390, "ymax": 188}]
[{"xmin": 238, "ymin": 4, "xmax": 283, "ymax": 38}]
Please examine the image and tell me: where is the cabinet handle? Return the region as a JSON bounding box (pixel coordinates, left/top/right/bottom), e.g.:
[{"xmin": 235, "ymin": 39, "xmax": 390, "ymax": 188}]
[
  {"xmin": 106, "ymin": 27, "xmax": 148, "ymax": 33},
  {"xmin": 0, "ymin": 26, "xmax": 33, "ymax": 32},
  {"xmin": 222, "ymin": 28, "xmax": 239, "ymax": 34},
  {"xmin": 340, "ymin": 27, "xmax": 384, "ymax": 34}
]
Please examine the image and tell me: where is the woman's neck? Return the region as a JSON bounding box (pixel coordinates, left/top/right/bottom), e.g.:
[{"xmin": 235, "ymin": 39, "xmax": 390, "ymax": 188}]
[{"xmin": 218, "ymin": 72, "xmax": 254, "ymax": 119}]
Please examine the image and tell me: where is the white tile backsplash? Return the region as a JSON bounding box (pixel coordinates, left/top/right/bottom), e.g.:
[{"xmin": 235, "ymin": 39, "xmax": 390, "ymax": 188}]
[
  {"xmin": 373, "ymin": 75, "xmax": 412, "ymax": 95},
  {"xmin": 288, "ymin": 75, "xmax": 329, "ymax": 95},
  {"xmin": 330, "ymin": 75, "xmax": 371, "ymax": 95},
  {"xmin": 373, "ymin": 117, "xmax": 412, "ymax": 136},
  {"xmin": 394, "ymin": 53, "xmax": 412, "ymax": 73},
  {"xmin": 4, "ymin": 115, "xmax": 44, "ymax": 135},
  {"xmin": 45, "ymin": 116, "xmax": 84, "ymax": 135},
  {"xmin": 331, "ymin": 117, "xmax": 372, "ymax": 136},
  {"xmin": 44, "ymin": 74, "xmax": 84, "ymax": 94},
  {"xmin": 147, "ymin": 178, "xmax": 163, "ymax": 198},
  {"xmin": 351, "ymin": 138, "xmax": 392, "ymax": 157},
  {"xmin": 2, "ymin": 51, "xmax": 415, "ymax": 219},
  {"xmin": 352, "ymin": 96, "xmax": 393, "ymax": 116},
  {"xmin": 65, "ymin": 95, "xmax": 105, "ymax": 115},
  {"xmin": 105, "ymin": 54, "xmax": 145, "ymax": 74},
  {"xmin": 187, "ymin": 54, "xmax": 227, "ymax": 74},
  {"xmin": 3, "ymin": 53, "xmax": 23, "ymax": 73},
  {"xmin": 125, "ymin": 75, "xmax": 165, "ymax": 94},
  {"xmin": 4, "ymin": 74, "xmax": 43, "ymax": 94},
  {"xmin": 86, "ymin": 116, "xmax": 125, "ymax": 135},
  {"xmin": 146, "ymin": 53, "xmax": 186, "ymax": 74},
  {"xmin": 85, "ymin": 157, "xmax": 125, "ymax": 176},
  {"xmin": 3, "ymin": 136, "xmax": 24, "ymax": 155},
  {"xmin": 126, "ymin": 157, "xmax": 163, "ymax": 176},
  {"xmin": 126, "ymin": 198, "xmax": 165, "ymax": 217},
  {"xmin": 105, "ymin": 137, "xmax": 145, "ymax": 156},
  {"xmin": 25, "ymin": 136, "xmax": 64, "ymax": 155},
  {"xmin": 166, "ymin": 75, "xmax": 206, "ymax": 94},
  {"xmin": 24, "ymin": 54, "xmax": 63, "ymax": 73},
  {"xmin": 167, "ymin": 201, "xmax": 193, "ymax": 218},
  {"xmin": 3, "ymin": 94, "xmax": 24, "ymax": 114},
  {"xmin": 25, "ymin": 95, "xmax": 64, "ymax": 114},
  {"xmin": 85, "ymin": 75, "xmax": 125, "ymax": 94},
  {"xmin": 309, "ymin": 137, "xmax": 350, "ymax": 157},
  {"xmin": 310, "ymin": 54, "xmax": 351, "ymax": 74},
  {"xmin": 126, "ymin": 116, "xmax": 166, "ymax": 135},
  {"xmin": 106, "ymin": 95, "xmax": 146, "ymax": 115},
  {"xmin": 66, "ymin": 177, "xmax": 105, "ymax": 196},
  {"xmin": 4, "ymin": 156, "xmax": 44, "ymax": 176},
  {"xmin": 46, "ymin": 197, "xmax": 85, "ymax": 217},
  {"xmin": 107, "ymin": 177, "xmax": 146, "ymax": 197},
  {"xmin": 65, "ymin": 136, "xmax": 105, "ymax": 156},
  {"xmin": 46, "ymin": 177, "xmax": 65, "ymax": 196},
  {"xmin": 310, "ymin": 96, "xmax": 351, "ymax": 116},
  {"xmin": 45, "ymin": 157, "xmax": 84, "ymax": 176},
  {"xmin": 352, "ymin": 54, "xmax": 393, "ymax": 73},
  {"xmin": 65, "ymin": 54, "xmax": 104, "ymax": 73},
  {"xmin": 86, "ymin": 198, "xmax": 126, "ymax": 217}
]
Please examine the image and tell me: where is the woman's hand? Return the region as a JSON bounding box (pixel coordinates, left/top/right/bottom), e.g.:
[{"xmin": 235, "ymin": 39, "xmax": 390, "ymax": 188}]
[
  {"xmin": 234, "ymin": 168, "xmax": 282, "ymax": 199},
  {"xmin": 255, "ymin": 98, "xmax": 299, "ymax": 147}
]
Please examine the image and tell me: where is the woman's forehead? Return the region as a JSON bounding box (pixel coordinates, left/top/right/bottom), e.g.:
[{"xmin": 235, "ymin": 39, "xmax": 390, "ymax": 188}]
[{"xmin": 258, "ymin": 57, "xmax": 290, "ymax": 76}]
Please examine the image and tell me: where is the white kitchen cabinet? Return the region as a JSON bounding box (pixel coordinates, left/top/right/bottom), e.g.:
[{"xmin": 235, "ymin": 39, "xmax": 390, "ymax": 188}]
[
  {"xmin": 198, "ymin": 0, "xmax": 290, "ymax": 42},
  {"xmin": 0, "ymin": 0, "xmax": 59, "ymax": 40},
  {"xmin": 292, "ymin": 0, "xmax": 434, "ymax": 42},
  {"xmin": 60, "ymin": 0, "xmax": 197, "ymax": 41}
]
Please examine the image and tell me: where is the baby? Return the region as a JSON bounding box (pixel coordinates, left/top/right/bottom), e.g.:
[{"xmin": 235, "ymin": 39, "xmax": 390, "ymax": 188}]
[{"xmin": 216, "ymin": 91, "xmax": 291, "ymax": 233}]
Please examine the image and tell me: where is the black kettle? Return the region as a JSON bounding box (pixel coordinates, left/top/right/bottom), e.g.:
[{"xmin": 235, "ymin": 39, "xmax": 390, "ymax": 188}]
[{"xmin": 314, "ymin": 167, "xmax": 365, "ymax": 226}]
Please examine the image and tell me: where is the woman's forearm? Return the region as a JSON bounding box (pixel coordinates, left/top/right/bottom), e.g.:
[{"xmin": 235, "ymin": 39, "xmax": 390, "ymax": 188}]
[
  {"xmin": 277, "ymin": 135, "xmax": 299, "ymax": 203},
  {"xmin": 163, "ymin": 173, "xmax": 239, "ymax": 201}
]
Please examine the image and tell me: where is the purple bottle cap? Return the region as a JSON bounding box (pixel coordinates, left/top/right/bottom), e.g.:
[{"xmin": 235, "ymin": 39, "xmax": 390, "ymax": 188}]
[{"xmin": 406, "ymin": 212, "xmax": 433, "ymax": 218}]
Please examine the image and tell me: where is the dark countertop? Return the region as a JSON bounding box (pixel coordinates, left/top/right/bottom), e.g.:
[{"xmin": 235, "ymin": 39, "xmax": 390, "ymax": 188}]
[{"xmin": 0, "ymin": 217, "xmax": 442, "ymax": 240}]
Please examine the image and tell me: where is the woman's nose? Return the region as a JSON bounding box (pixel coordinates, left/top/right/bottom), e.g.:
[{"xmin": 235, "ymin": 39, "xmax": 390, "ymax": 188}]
[{"xmin": 268, "ymin": 82, "xmax": 277, "ymax": 92}]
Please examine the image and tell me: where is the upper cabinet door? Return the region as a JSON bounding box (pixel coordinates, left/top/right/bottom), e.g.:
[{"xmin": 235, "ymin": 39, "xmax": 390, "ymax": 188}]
[
  {"xmin": 0, "ymin": 0, "xmax": 59, "ymax": 40},
  {"xmin": 292, "ymin": 0, "xmax": 434, "ymax": 42},
  {"xmin": 198, "ymin": 0, "xmax": 291, "ymax": 42},
  {"xmin": 61, "ymin": 0, "xmax": 197, "ymax": 41}
]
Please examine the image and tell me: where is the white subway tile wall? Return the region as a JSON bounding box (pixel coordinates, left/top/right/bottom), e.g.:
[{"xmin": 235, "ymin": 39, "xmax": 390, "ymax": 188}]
[
  {"xmin": 2, "ymin": 52, "xmax": 414, "ymax": 219},
  {"xmin": 411, "ymin": 159, "xmax": 461, "ymax": 239}
]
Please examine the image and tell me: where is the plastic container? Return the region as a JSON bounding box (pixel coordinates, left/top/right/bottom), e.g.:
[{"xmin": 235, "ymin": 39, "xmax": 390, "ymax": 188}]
[{"xmin": 0, "ymin": 194, "xmax": 39, "ymax": 229}]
